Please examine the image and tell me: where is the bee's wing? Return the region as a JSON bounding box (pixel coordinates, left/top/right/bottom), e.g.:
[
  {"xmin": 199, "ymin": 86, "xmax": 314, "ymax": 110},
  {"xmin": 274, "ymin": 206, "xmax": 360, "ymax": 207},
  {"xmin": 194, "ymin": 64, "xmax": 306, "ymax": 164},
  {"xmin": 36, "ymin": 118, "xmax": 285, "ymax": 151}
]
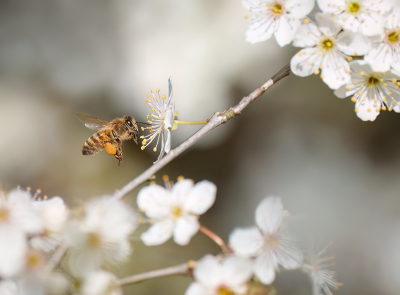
[{"xmin": 75, "ymin": 113, "xmax": 111, "ymax": 130}]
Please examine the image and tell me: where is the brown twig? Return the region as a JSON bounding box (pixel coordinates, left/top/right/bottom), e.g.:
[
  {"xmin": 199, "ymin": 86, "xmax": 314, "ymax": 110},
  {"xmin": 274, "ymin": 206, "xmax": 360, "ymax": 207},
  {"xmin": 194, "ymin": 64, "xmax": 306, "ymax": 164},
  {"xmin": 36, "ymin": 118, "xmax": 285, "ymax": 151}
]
[
  {"xmin": 113, "ymin": 63, "xmax": 291, "ymax": 200},
  {"xmin": 117, "ymin": 261, "xmax": 195, "ymax": 286}
]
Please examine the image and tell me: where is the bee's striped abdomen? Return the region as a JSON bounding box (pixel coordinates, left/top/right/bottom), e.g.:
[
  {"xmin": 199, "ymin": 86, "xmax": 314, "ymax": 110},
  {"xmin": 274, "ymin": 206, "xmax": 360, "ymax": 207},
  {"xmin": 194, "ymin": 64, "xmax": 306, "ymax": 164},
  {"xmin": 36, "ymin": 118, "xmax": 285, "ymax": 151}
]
[{"xmin": 82, "ymin": 131, "xmax": 105, "ymax": 155}]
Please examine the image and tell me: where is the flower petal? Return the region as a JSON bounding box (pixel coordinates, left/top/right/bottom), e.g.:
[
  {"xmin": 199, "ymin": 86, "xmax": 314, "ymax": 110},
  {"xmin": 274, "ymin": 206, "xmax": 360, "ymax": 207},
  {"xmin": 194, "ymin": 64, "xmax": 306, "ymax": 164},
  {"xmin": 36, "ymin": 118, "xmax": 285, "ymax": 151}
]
[
  {"xmin": 171, "ymin": 179, "xmax": 194, "ymax": 207},
  {"xmin": 173, "ymin": 215, "xmax": 200, "ymax": 246},
  {"xmin": 82, "ymin": 270, "xmax": 122, "ymax": 295},
  {"xmin": 184, "ymin": 282, "xmax": 209, "ymax": 295},
  {"xmin": 0, "ymin": 227, "xmax": 26, "ymax": 278},
  {"xmin": 221, "ymin": 256, "xmax": 253, "ymax": 287},
  {"xmin": 245, "ymin": 16, "xmax": 276, "ymax": 44},
  {"xmin": 316, "ymin": 0, "xmax": 345, "ymax": 13},
  {"xmin": 274, "ymin": 16, "xmax": 300, "ymax": 47},
  {"xmin": 364, "ymin": 43, "xmax": 392, "ymax": 72},
  {"xmin": 140, "ymin": 219, "xmax": 174, "ymax": 246},
  {"xmin": 316, "ymin": 12, "xmax": 341, "ymax": 37},
  {"xmin": 254, "ymin": 253, "xmax": 276, "ymax": 285},
  {"xmin": 321, "ymin": 52, "xmax": 351, "ymax": 89},
  {"xmin": 193, "ymin": 255, "xmax": 223, "ymax": 289},
  {"xmin": 292, "ymin": 23, "xmax": 321, "ymax": 48},
  {"xmin": 286, "ymin": 0, "xmax": 315, "ymax": 17},
  {"xmin": 290, "ymin": 48, "xmax": 322, "ymax": 77},
  {"xmin": 183, "ymin": 180, "xmax": 216, "ymax": 215},
  {"xmin": 229, "ymin": 227, "xmax": 264, "ymax": 257},
  {"xmin": 137, "ymin": 185, "xmax": 171, "ymax": 219},
  {"xmin": 355, "ymin": 99, "xmax": 380, "ymax": 122},
  {"xmin": 336, "ymin": 31, "xmax": 372, "ymax": 56},
  {"xmin": 359, "ymin": 13, "xmax": 385, "ymax": 36},
  {"xmin": 255, "ymin": 196, "xmax": 285, "ymax": 234}
]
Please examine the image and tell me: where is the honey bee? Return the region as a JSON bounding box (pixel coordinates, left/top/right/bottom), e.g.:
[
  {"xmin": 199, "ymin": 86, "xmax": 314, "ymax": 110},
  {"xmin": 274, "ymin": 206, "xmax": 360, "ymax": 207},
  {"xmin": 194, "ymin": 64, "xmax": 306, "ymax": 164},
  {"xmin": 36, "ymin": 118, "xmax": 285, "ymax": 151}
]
[{"xmin": 76, "ymin": 113, "xmax": 139, "ymax": 166}]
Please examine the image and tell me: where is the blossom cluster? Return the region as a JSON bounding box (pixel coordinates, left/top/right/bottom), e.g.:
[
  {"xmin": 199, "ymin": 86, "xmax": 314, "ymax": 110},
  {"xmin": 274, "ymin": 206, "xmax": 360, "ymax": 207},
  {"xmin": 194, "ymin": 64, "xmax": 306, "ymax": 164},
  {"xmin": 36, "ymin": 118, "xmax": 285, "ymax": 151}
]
[
  {"xmin": 243, "ymin": 0, "xmax": 400, "ymax": 121},
  {"xmin": 0, "ymin": 179, "xmax": 339, "ymax": 295}
]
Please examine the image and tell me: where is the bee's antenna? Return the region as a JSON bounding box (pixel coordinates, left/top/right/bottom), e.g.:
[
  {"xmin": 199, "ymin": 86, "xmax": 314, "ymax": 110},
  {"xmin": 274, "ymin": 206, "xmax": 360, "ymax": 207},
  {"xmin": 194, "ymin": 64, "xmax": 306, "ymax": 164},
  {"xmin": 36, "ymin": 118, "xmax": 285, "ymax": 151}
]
[{"xmin": 137, "ymin": 121, "xmax": 152, "ymax": 125}]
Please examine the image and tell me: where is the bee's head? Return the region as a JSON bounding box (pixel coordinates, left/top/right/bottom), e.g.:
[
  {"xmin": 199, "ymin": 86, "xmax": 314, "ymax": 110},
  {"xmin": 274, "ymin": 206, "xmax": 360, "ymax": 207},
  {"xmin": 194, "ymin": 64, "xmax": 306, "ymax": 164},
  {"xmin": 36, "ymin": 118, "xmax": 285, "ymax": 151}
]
[{"xmin": 124, "ymin": 116, "xmax": 138, "ymax": 132}]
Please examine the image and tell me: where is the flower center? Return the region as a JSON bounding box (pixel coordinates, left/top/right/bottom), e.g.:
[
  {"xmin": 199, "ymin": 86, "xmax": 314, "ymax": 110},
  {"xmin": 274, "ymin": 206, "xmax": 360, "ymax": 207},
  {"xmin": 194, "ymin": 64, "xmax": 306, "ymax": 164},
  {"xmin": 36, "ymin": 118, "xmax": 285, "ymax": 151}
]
[
  {"xmin": 218, "ymin": 286, "xmax": 234, "ymax": 295},
  {"xmin": 321, "ymin": 39, "xmax": 335, "ymax": 51},
  {"xmin": 367, "ymin": 75, "xmax": 380, "ymax": 87},
  {"xmin": 347, "ymin": 1, "xmax": 361, "ymax": 14},
  {"xmin": 26, "ymin": 249, "xmax": 44, "ymax": 270},
  {"xmin": 0, "ymin": 208, "xmax": 9, "ymax": 221},
  {"xmin": 88, "ymin": 232, "xmax": 102, "ymax": 247},
  {"xmin": 266, "ymin": 2, "xmax": 283, "ymax": 15},
  {"xmin": 172, "ymin": 207, "xmax": 182, "ymax": 218},
  {"xmin": 267, "ymin": 237, "xmax": 279, "ymax": 246},
  {"xmin": 388, "ymin": 31, "xmax": 400, "ymax": 43}
]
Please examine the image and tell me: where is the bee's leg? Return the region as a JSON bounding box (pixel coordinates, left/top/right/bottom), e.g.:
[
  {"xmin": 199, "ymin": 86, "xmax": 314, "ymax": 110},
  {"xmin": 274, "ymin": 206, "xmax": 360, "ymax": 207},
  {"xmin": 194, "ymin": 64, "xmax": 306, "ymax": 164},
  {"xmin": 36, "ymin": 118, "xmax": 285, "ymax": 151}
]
[
  {"xmin": 113, "ymin": 139, "xmax": 123, "ymax": 166},
  {"xmin": 132, "ymin": 133, "xmax": 138, "ymax": 145}
]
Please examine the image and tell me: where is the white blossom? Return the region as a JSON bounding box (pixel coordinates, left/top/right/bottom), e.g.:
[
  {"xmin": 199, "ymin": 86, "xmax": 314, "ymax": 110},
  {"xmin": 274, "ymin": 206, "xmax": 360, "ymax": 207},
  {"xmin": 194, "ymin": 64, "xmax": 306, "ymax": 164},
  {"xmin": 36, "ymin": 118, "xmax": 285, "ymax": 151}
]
[
  {"xmin": 291, "ymin": 13, "xmax": 372, "ymax": 89},
  {"xmin": 82, "ymin": 270, "xmax": 121, "ymax": 295},
  {"xmin": 317, "ymin": 0, "xmax": 394, "ymax": 36},
  {"xmin": 64, "ymin": 196, "xmax": 139, "ymax": 277},
  {"xmin": 137, "ymin": 178, "xmax": 216, "ymax": 246},
  {"xmin": 242, "ymin": 0, "xmax": 315, "ymax": 46},
  {"xmin": 334, "ymin": 60, "xmax": 400, "ymax": 121},
  {"xmin": 0, "ymin": 189, "xmax": 43, "ymax": 278},
  {"xmin": 364, "ymin": 6, "xmax": 400, "ymax": 72},
  {"xmin": 0, "ymin": 280, "xmax": 17, "ymax": 295},
  {"xmin": 302, "ymin": 244, "xmax": 342, "ymax": 295},
  {"xmin": 30, "ymin": 197, "xmax": 69, "ymax": 252},
  {"xmin": 140, "ymin": 77, "xmax": 175, "ymax": 163},
  {"xmin": 185, "ymin": 255, "xmax": 253, "ymax": 295},
  {"xmin": 229, "ymin": 196, "xmax": 302, "ymax": 285}
]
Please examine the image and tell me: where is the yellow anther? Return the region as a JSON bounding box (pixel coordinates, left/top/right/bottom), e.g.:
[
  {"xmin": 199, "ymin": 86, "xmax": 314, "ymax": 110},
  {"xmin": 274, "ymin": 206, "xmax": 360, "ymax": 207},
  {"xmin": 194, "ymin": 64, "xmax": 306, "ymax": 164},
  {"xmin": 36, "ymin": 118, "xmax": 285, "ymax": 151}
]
[
  {"xmin": 140, "ymin": 136, "xmax": 144, "ymax": 139},
  {"xmin": 244, "ymin": 15, "xmax": 248, "ymax": 19},
  {"xmin": 188, "ymin": 260, "xmax": 196, "ymax": 269},
  {"xmin": 162, "ymin": 95, "xmax": 166, "ymax": 99},
  {"xmin": 141, "ymin": 146, "xmax": 145, "ymax": 150},
  {"xmin": 354, "ymin": 108, "xmax": 358, "ymax": 112},
  {"xmin": 147, "ymin": 115, "xmax": 149, "ymax": 118},
  {"xmin": 383, "ymin": 96, "xmax": 387, "ymax": 101},
  {"xmin": 389, "ymin": 92, "xmax": 393, "ymax": 95},
  {"xmin": 392, "ymin": 78, "xmax": 397, "ymax": 83},
  {"xmin": 304, "ymin": 18, "xmax": 309, "ymax": 23},
  {"xmin": 147, "ymin": 94, "xmax": 150, "ymax": 97},
  {"xmin": 320, "ymin": 65, "xmax": 323, "ymax": 69},
  {"xmin": 367, "ymin": 108, "xmax": 371, "ymax": 112},
  {"xmin": 374, "ymin": 99, "xmax": 378, "ymax": 103},
  {"xmin": 43, "ymin": 195, "xmax": 48, "ymax": 200},
  {"xmin": 360, "ymin": 85, "xmax": 364, "ymax": 88},
  {"xmin": 320, "ymin": 74, "xmax": 325, "ymax": 79},
  {"xmin": 36, "ymin": 189, "xmax": 42, "ymax": 194},
  {"xmin": 153, "ymin": 147, "xmax": 157, "ymax": 152},
  {"xmin": 358, "ymin": 91, "xmax": 363, "ymax": 96},
  {"xmin": 156, "ymin": 89, "xmax": 160, "ymax": 93},
  {"xmin": 347, "ymin": 56, "xmax": 353, "ymax": 61},
  {"xmin": 314, "ymin": 70, "xmax": 320, "ymax": 75},
  {"xmin": 149, "ymin": 181, "xmax": 156, "ymax": 185},
  {"xmin": 393, "ymin": 100, "xmax": 397, "ymax": 104},
  {"xmin": 151, "ymin": 89, "xmax": 153, "ymax": 93},
  {"xmin": 177, "ymin": 176, "xmax": 185, "ymax": 181},
  {"xmin": 351, "ymin": 96, "xmax": 357, "ymax": 102},
  {"xmin": 346, "ymin": 88, "xmax": 351, "ymax": 91},
  {"xmin": 162, "ymin": 175, "xmax": 169, "ymax": 182},
  {"xmin": 157, "ymin": 130, "xmax": 161, "ymax": 134},
  {"xmin": 141, "ymin": 127, "xmax": 144, "ymax": 131},
  {"xmin": 384, "ymin": 83, "xmax": 388, "ymax": 87},
  {"xmin": 147, "ymin": 120, "xmax": 152, "ymax": 124},
  {"xmin": 382, "ymin": 106, "xmax": 387, "ymax": 111},
  {"xmin": 359, "ymin": 71, "xmax": 364, "ymax": 76},
  {"xmin": 389, "ymin": 106, "xmax": 393, "ymax": 111},
  {"xmin": 142, "ymin": 140, "xmax": 147, "ymax": 145},
  {"xmin": 376, "ymin": 107, "xmax": 381, "ymax": 112}
]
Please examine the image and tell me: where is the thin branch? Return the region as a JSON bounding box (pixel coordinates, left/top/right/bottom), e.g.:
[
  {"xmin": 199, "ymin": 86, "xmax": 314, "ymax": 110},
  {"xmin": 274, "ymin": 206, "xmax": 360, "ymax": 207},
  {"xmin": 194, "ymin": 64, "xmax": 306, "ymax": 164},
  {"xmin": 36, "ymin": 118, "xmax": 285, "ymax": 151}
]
[
  {"xmin": 113, "ymin": 63, "xmax": 291, "ymax": 200},
  {"xmin": 199, "ymin": 225, "xmax": 231, "ymax": 254},
  {"xmin": 118, "ymin": 262, "xmax": 193, "ymax": 286}
]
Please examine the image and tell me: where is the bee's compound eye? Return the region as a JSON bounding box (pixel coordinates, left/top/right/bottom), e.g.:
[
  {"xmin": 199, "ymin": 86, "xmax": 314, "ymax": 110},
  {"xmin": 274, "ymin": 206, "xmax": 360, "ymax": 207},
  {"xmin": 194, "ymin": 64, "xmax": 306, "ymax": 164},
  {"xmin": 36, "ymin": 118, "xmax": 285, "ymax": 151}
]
[
  {"xmin": 105, "ymin": 143, "xmax": 117, "ymax": 155},
  {"xmin": 125, "ymin": 119, "xmax": 133, "ymax": 127}
]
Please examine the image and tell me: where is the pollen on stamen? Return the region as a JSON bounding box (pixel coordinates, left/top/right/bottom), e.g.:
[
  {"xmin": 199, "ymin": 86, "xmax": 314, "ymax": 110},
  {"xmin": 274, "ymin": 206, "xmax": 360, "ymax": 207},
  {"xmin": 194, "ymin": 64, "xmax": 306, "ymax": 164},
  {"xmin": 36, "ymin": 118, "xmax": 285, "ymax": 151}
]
[
  {"xmin": 392, "ymin": 79, "xmax": 397, "ymax": 83},
  {"xmin": 382, "ymin": 106, "xmax": 387, "ymax": 111},
  {"xmin": 177, "ymin": 176, "xmax": 185, "ymax": 182},
  {"xmin": 367, "ymin": 108, "xmax": 371, "ymax": 112},
  {"xmin": 141, "ymin": 146, "xmax": 145, "ymax": 150},
  {"xmin": 147, "ymin": 94, "xmax": 150, "ymax": 97},
  {"xmin": 244, "ymin": 15, "xmax": 248, "ymax": 19},
  {"xmin": 153, "ymin": 147, "xmax": 157, "ymax": 152},
  {"xmin": 304, "ymin": 18, "xmax": 309, "ymax": 23},
  {"xmin": 320, "ymin": 74, "xmax": 324, "ymax": 79},
  {"xmin": 389, "ymin": 106, "xmax": 393, "ymax": 111},
  {"xmin": 26, "ymin": 187, "xmax": 31, "ymax": 191},
  {"xmin": 141, "ymin": 127, "xmax": 144, "ymax": 131},
  {"xmin": 147, "ymin": 120, "xmax": 152, "ymax": 124},
  {"xmin": 354, "ymin": 108, "xmax": 359, "ymax": 112},
  {"xmin": 314, "ymin": 70, "xmax": 320, "ymax": 75},
  {"xmin": 393, "ymin": 100, "xmax": 397, "ymax": 104},
  {"xmin": 149, "ymin": 181, "xmax": 156, "ymax": 185},
  {"xmin": 351, "ymin": 97, "xmax": 357, "ymax": 102},
  {"xmin": 347, "ymin": 56, "xmax": 353, "ymax": 61},
  {"xmin": 162, "ymin": 175, "xmax": 169, "ymax": 182}
]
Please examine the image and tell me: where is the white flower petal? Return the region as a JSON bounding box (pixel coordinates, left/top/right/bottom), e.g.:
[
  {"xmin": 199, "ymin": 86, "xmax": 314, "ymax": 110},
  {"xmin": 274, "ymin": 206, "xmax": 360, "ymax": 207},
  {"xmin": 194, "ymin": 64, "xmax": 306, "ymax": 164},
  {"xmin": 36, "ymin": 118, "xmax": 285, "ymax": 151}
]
[
  {"xmin": 245, "ymin": 16, "xmax": 276, "ymax": 44},
  {"xmin": 173, "ymin": 215, "xmax": 200, "ymax": 246},
  {"xmin": 336, "ymin": 31, "xmax": 372, "ymax": 56},
  {"xmin": 167, "ymin": 76, "xmax": 173, "ymax": 106},
  {"xmin": 33, "ymin": 197, "xmax": 68, "ymax": 232},
  {"xmin": 290, "ymin": 48, "xmax": 322, "ymax": 77},
  {"xmin": 0, "ymin": 280, "xmax": 17, "ymax": 295},
  {"xmin": 364, "ymin": 43, "xmax": 392, "ymax": 72},
  {"xmin": 164, "ymin": 103, "xmax": 175, "ymax": 129},
  {"xmin": 359, "ymin": 13, "xmax": 385, "ymax": 36},
  {"xmin": 338, "ymin": 13, "xmax": 360, "ymax": 34},
  {"xmin": 82, "ymin": 270, "xmax": 122, "ymax": 295},
  {"xmin": 277, "ymin": 246, "xmax": 303, "ymax": 269},
  {"xmin": 183, "ymin": 180, "xmax": 216, "ymax": 215},
  {"xmin": 355, "ymin": 99, "xmax": 380, "ymax": 121},
  {"xmin": 193, "ymin": 255, "xmax": 223, "ymax": 289},
  {"xmin": 171, "ymin": 179, "xmax": 194, "ymax": 207},
  {"xmin": 316, "ymin": 12, "xmax": 341, "ymax": 37},
  {"xmin": 221, "ymin": 256, "xmax": 253, "ymax": 287},
  {"xmin": 387, "ymin": 6, "xmax": 400, "ymax": 30},
  {"xmin": 184, "ymin": 282, "xmax": 209, "ymax": 295},
  {"xmin": 137, "ymin": 185, "xmax": 171, "ymax": 219},
  {"xmin": 292, "ymin": 23, "xmax": 321, "ymax": 48},
  {"xmin": 274, "ymin": 16, "xmax": 300, "ymax": 47},
  {"xmin": 255, "ymin": 196, "xmax": 285, "ymax": 234},
  {"xmin": 254, "ymin": 253, "xmax": 276, "ymax": 285},
  {"xmin": 286, "ymin": 0, "xmax": 315, "ymax": 17},
  {"xmin": 0, "ymin": 227, "xmax": 26, "ymax": 278},
  {"xmin": 321, "ymin": 52, "xmax": 351, "ymax": 89},
  {"xmin": 140, "ymin": 219, "xmax": 174, "ymax": 246},
  {"xmin": 229, "ymin": 227, "xmax": 264, "ymax": 257},
  {"xmin": 316, "ymin": 0, "xmax": 345, "ymax": 13}
]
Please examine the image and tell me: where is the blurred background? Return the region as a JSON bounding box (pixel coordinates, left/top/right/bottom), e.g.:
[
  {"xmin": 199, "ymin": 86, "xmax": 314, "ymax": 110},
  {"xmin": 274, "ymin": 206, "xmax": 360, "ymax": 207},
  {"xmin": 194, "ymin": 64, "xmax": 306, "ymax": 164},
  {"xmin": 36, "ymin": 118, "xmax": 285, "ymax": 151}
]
[{"xmin": 1, "ymin": 0, "xmax": 400, "ymax": 294}]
